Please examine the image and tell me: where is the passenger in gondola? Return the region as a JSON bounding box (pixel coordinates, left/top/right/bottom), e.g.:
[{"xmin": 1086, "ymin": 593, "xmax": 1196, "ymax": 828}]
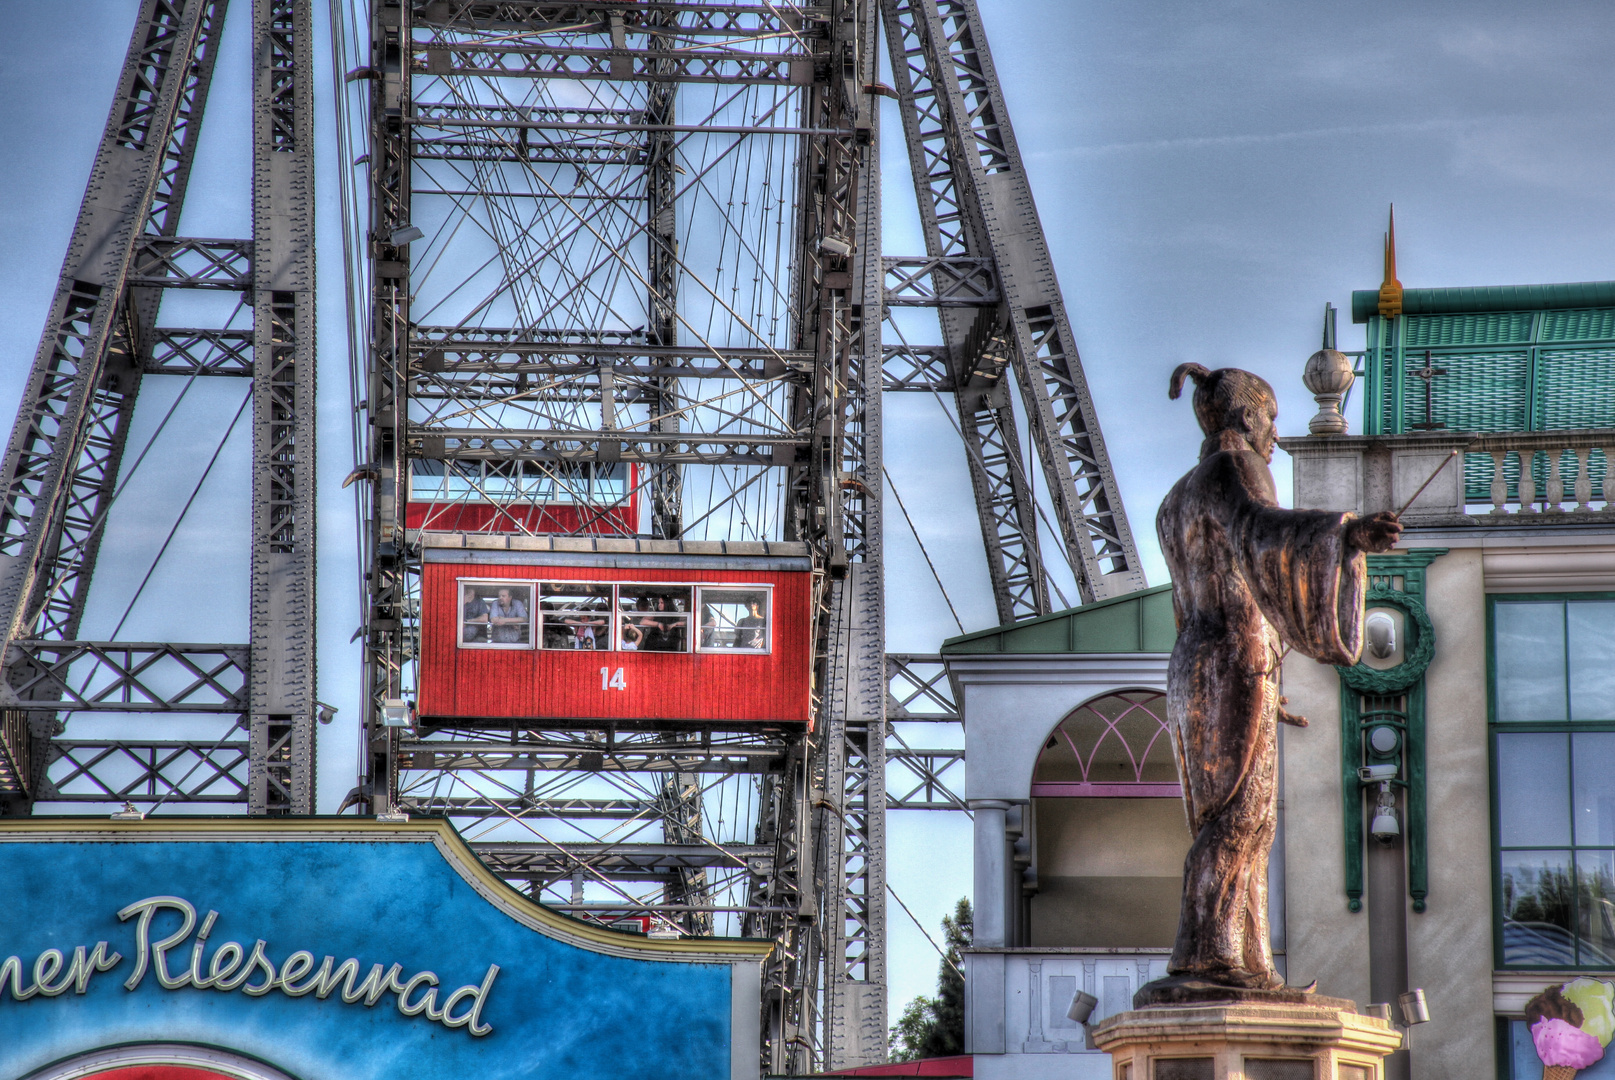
[
  {"xmin": 620, "ymin": 619, "xmax": 643, "ymax": 650},
  {"xmin": 737, "ymin": 598, "xmax": 765, "ymax": 649},
  {"xmin": 567, "ymin": 612, "xmax": 607, "ymax": 650},
  {"xmin": 487, "ymin": 587, "xmax": 529, "ymax": 645},
  {"xmin": 653, "ymin": 595, "xmax": 686, "ymax": 651},
  {"xmin": 464, "ymin": 591, "xmax": 490, "ymax": 643}
]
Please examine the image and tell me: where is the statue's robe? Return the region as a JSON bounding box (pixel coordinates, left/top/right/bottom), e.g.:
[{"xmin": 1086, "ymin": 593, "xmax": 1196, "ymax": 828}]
[{"xmin": 1156, "ymin": 429, "xmax": 1368, "ymax": 987}]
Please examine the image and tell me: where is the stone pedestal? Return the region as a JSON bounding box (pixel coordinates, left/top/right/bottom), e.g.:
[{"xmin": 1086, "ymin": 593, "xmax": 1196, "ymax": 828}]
[{"xmin": 1091, "ymin": 1001, "xmax": 1401, "ymax": 1080}]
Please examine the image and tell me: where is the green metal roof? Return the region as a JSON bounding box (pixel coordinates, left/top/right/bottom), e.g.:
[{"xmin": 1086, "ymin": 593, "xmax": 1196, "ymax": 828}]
[
  {"xmin": 1351, "ymin": 281, "xmax": 1615, "ymax": 323},
  {"xmin": 1350, "ymin": 278, "xmax": 1615, "ymax": 506},
  {"xmin": 939, "ymin": 584, "xmax": 1176, "ymax": 655}
]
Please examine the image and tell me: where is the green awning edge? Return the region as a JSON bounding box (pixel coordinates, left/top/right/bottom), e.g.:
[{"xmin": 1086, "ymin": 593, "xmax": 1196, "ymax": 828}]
[{"xmin": 939, "ymin": 583, "xmax": 1177, "ymax": 655}]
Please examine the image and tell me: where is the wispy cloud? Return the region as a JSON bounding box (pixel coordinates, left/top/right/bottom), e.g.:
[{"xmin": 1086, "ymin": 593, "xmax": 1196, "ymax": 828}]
[{"xmin": 1028, "ymin": 118, "xmax": 1470, "ymax": 160}]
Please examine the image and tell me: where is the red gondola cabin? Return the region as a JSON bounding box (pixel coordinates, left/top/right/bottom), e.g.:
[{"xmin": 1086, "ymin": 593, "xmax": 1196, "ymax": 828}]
[
  {"xmin": 406, "ymin": 459, "xmax": 640, "ymax": 534},
  {"xmin": 417, "ymin": 534, "xmax": 812, "ymax": 726}
]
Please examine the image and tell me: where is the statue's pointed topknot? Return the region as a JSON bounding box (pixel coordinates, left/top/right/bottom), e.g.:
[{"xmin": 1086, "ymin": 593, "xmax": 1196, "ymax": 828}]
[{"xmin": 1170, "ymin": 363, "xmax": 1212, "ymax": 400}]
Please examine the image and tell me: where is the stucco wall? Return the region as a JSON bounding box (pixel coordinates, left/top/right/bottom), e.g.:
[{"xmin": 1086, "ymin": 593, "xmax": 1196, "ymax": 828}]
[
  {"xmin": 1409, "ymin": 545, "xmax": 1495, "ymax": 1079},
  {"xmin": 1282, "ymin": 542, "xmax": 1497, "ymax": 1079},
  {"xmin": 1280, "ymin": 648, "xmax": 1371, "ymax": 1006}
]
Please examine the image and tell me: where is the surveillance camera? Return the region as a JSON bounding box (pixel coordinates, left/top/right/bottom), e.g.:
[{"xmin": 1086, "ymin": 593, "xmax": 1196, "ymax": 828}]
[{"xmin": 1359, "ymin": 763, "xmax": 1398, "ymax": 783}]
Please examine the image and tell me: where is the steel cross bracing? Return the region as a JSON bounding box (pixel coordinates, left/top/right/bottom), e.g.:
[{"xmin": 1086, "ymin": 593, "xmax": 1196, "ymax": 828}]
[
  {"xmin": 881, "ymin": 0, "xmax": 1143, "ymax": 615},
  {"xmin": 0, "ymin": 0, "xmax": 317, "ymax": 816}
]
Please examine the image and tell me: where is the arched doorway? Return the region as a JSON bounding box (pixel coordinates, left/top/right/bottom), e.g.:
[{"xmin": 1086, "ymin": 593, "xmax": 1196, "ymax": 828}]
[{"xmin": 1027, "ymin": 689, "xmax": 1189, "ymax": 947}]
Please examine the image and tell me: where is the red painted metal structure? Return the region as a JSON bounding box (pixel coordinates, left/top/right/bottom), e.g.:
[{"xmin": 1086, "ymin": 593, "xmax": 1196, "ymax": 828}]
[
  {"xmin": 416, "ymin": 536, "xmax": 813, "ymax": 726},
  {"xmin": 825, "ymin": 1056, "xmax": 974, "ymax": 1077}
]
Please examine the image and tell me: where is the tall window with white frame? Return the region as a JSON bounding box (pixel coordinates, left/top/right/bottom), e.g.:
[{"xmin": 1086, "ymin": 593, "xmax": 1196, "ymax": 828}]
[{"xmin": 1491, "ymin": 595, "xmax": 1615, "ymax": 969}]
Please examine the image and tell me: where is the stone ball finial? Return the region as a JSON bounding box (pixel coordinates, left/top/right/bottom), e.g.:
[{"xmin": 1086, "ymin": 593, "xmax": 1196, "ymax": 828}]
[{"xmin": 1303, "ymin": 347, "xmax": 1354, "ymax": 435}]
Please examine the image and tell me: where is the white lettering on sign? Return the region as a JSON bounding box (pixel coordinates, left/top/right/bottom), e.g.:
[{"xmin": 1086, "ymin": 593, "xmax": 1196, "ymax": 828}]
[
  {"xmin": 599, "ymin": 666, "xmax": 626, "ymax": 690},
  {"xmin": 0, "ymin": 895, "xmax": 499, "ymax": 1037}
]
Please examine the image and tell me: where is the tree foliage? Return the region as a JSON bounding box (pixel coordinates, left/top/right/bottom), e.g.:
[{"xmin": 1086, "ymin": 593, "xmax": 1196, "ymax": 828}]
[{"xmin": 888, "ymin": 898, "xmax": 972, "ymax": 1062}]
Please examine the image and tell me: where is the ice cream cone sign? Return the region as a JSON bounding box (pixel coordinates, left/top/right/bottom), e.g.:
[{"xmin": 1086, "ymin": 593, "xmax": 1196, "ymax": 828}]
[{"xmin": 1526, "ymin": 978, "xmax": 1615, "ymax": 1080}]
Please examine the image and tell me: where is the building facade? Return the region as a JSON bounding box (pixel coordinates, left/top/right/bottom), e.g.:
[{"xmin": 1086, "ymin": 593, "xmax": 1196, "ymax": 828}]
[
  {"xmin": 945, "ymin": 276, "xmax": 1615, "ymax": 1080},
  {"xmin": 1284, "ymin": 277, "xmax": 1615, "ymax": 1080}
]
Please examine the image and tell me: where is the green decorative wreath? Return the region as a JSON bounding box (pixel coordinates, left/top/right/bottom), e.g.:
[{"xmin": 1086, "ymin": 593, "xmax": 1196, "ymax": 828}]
[{"xmin": 1335, "ymin": 588, "xmax": 1435, "ymax": 694}]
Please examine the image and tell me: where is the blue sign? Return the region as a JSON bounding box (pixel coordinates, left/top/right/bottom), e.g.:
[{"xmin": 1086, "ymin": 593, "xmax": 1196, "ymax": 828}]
[{"xmin": 0, "ymin": 819, "xmax": 768, "ymax": 1080}]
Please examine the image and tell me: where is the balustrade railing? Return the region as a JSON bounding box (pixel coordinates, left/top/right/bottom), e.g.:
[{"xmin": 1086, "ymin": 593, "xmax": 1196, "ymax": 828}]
[{"xmin": 1468, "ymin": 430, "xmax": 1615, "ymax": 516}]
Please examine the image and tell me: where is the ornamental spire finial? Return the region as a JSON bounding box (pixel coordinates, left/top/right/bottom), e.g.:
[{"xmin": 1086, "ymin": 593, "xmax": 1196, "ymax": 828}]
[{"xmin": 1378, "ymin": 205, "xmax": 1404, "ymax": 319}]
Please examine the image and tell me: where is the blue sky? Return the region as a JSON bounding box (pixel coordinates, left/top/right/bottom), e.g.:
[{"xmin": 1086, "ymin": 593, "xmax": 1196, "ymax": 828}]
[{"xmin": 1, "ymin": 0, "xmax": 1614, "ymax": 1031}]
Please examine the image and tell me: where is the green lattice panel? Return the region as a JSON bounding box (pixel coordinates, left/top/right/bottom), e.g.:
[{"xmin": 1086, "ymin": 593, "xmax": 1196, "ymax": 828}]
[
  {"xmin": 1463, "ymin": 447, "xmax": 1611, "ymax": 505},
  {"xmin": 1401, "ymin": 312, "xmax": 1534, "ymax": 348},
  {"xmin": 1377, "ymin": 354, "xmax": 1396, "ymax": 434},
  {"xmin": 1537, "ymin": 348, "xmax": 1615, "ymax": 429},
  {"xmin": 1539, "ymin": 308, "xmax": 1615, "ymax": 342},
  {"xmin": 1400, "ymin": 350, "xmax": 1528, "ymax": 432}
]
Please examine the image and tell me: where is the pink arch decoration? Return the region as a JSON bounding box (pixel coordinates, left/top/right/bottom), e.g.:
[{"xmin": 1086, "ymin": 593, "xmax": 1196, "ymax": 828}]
[{"xmin": 1031, "ymin": 690, "xmax": 1181, "ymax": 798}]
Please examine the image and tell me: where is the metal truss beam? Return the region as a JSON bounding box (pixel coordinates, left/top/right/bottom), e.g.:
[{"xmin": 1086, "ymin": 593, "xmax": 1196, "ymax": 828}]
[
  {"xmin": 414, "ymin": 43, "xmax": 815, "ymax": 84},
  {"xmin": 414, "ymin": 3, "xmax": 814, "ymax": 36},
  {"xmin": 145, "ymin": 329, "xmax": 255, "ymax": 376},
  {"xmin": 246, "ymin": 0, "xmax": 318, "ymax": 815},
  {"xmin": 127, "ymin": 236, "xmax": 253, "ymax": 290},
  {"xmin": 882, "ymin": 0, "xmax": 1144, "ymax": 604},
  {"xmin": 881, "ymin": 0, "xmax": 1048, "ymax": 622},
  {"xmin": 399, "ymin": 731, "xmax": 787, "ymax": 773},
  {"xmin": 43, "ymin": 728, "xmax": 250, "ymax": 804},
  {"xmin": 402, "ymin": 794, "xmax": 655, "ymax": 817},
  {"xmin": 815, "ymin": 15, "xmax": 889, "ymax": 1056},
  {"xmin": 881, "ymin": 254, "xmax": 997, "ymax": 306},
  {"xmin": 5, "ymin": 641, "xmax": 249, "ymax": 713},
  {"xmin": 884, "ymin": 652, "xmax": 958, "ymax": 722},
  {"xmin": 885, "ymin": 747, "xmax": 964, "ymax": 811},
  {"xmin": 880, "ymin": 344, "xmax": 951, "ymax": 391},
  {"xmin": 474, "ymin": 841, "xmax": 773, "ymax": 876},
  {"xmin": 413, "ymin": 332, "xmax": 810, "ymax": 380},
  {"xmin": 0, "ymin": 0, "xmax": 233, "ymax": 813},
  {"xmin": 412, "ymin": 427, "xmax": 803, "ymax": 465},
  {"xmin": 883, "ymin": 654, "xmax": 964, "ymax": 811}
]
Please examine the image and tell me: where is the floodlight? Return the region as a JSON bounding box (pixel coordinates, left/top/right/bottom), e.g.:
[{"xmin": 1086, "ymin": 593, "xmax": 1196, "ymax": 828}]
[
  {"xmin": 1370, "ymin": 806, "xmax": 1400, "ymax": 840},
  {"xmin": 1365, "ymin": 610, "xmax": 1397, "ymax": 659},
  {"xmin": 389, "ymin": 224, "xmax": 425, "ymax": 246},
  {"xmin": 1398, "ymin": 989, "xmax": 1430, "ymax": 1026},
  {"xmin": 1067, "ymin": 990, "xmax": 1098, "ymax": 1025}
]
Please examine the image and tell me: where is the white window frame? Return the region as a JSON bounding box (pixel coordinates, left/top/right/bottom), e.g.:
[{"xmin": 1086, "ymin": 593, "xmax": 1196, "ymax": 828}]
[
  {"xmin": 536, "ymin": 580, "xmax": 615, "ymax": 652},
  {"xmin": 694, "ymin": 584, "xmax": 774, "ymax": 655},
  {"xmin": 456, "ymin": 578, "xmax": 535, "ymax": 650},
  {"xmin": 613, "ymin": 581, "xmax": 696, "ymax": 654}
]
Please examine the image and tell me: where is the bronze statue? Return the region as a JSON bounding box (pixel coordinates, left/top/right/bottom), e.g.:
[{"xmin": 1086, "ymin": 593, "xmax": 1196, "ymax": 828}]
[{"xmin": 1150, "ymin": 364, "xmax": 1400, "ymax": 999}]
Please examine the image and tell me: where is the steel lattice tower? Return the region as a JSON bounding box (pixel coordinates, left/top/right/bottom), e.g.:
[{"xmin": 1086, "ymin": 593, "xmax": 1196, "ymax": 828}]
[
  {"xmin": 0, "ymin": 0, "xmax": 317, "ymax": 817},
  {"xmin": 0, "ymin": 0, "xmax": 1143, "ymax": 1070}
]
